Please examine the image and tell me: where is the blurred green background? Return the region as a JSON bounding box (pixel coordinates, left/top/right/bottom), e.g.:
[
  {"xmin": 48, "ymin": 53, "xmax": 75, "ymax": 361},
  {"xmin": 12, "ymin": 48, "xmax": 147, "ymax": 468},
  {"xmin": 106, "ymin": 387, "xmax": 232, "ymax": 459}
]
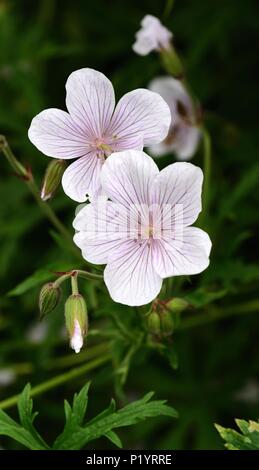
[{"xmin": 1, "ymin": 0, "xmax": 259, "ymax": 450}]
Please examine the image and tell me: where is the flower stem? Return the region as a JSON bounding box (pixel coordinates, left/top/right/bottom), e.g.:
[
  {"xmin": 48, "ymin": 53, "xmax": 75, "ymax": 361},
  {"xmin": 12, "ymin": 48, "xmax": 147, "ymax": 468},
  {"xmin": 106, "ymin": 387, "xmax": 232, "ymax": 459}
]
[
  {"xmin": 71, "ymin": 271, "xmax": 79, "ymax": 295},
  {"xmin": 0, "ymin": 354, "xmax": 111, "ymax": 410},
  {"xmin": 0, "ymin": 135, "xmax": 79, "ymax": 257},
  {"xmin": 54, "ymin": 270, "xmax": 103, "ymax": 290},
  {"xmin": 77, "ymin": 269, "xmax": 103, "ymax": 281},
  {"xmin": 163, "ymin": 0, "xmax": 175, "ymax": 19}
]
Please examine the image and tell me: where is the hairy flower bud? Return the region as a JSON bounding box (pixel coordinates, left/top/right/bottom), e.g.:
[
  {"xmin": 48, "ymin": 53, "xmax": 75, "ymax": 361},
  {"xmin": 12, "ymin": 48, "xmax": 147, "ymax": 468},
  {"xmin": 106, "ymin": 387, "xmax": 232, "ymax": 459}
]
[
  {"xmin": 65, "ymin": 294, "xmax": 88, "ymax": 353},
  {"xmin": 166, "ymin": 297, "xmax": 189, "ymax": 314},
  {"xmin": 39, "ymin": 282, "xmax": 61, "ymax": 318},
  {"xmin": 147, "ymin": 311, "xmax": 161, "ymax": 335},
  {"xmin": 41, "ymin": 159, "xmax": 66, "ymax": 201},
  {"xmin": 161, "ymin": 311, "xmax": 174, "ymax": 336}
]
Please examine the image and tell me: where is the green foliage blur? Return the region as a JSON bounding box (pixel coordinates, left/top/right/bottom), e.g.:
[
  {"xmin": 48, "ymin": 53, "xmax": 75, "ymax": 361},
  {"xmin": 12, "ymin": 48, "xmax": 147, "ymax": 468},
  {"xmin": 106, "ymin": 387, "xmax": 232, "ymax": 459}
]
[{"xmin": 0, "ymin": 0, "xmax": 259, "ymax": 450}]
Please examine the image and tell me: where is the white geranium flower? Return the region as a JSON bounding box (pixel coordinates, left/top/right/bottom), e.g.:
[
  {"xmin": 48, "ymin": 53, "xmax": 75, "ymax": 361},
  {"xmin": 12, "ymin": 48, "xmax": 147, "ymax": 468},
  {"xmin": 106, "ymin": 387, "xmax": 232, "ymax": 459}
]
[
  {"xmin": 133, "ymin": 15, "xmax": 172, "ymax": 56},
  {"xmin": 73, "ymin": 150, "xmax": 211, "ymax": 307},
  {"xmin": 148, "ymin": 76, "xmax": 201, "ymax": 160}
]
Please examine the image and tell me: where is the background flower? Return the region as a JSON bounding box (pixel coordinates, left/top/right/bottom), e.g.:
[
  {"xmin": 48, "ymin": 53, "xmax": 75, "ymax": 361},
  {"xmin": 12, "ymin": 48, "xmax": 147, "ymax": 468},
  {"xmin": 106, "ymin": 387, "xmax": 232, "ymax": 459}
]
[
  {"xmin": 73, "ymin": 150, "xmax": 211, "ymax": 306},
  {"xmin": 133, "ymin": 15, "xmax": 172, "ymax": 56},
  {"xmin": 28, "ymin": 68, "xmax": 171, "ymax": 202},
  {"xmin": 148, "ymin": 77, "xmax": 201, "ymax": 160}
]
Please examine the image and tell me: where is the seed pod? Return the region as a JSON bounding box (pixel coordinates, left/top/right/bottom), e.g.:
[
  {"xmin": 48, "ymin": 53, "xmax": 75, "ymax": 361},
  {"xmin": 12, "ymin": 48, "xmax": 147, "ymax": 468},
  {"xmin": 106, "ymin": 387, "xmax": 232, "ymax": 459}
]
[
  {"xmin": 41, "ymin": 159, "xmax": 67, "ymax": 201},
  {"xmin": 65, "ymin": 294, "xmax": 88, "ymax": 353},
  {"xmin": 147, "ymin": 311, "xmax": 161, "ymax": 336},
  {"xmin": 39, "ymin": 282, "xmax": 61, "ymax": 318},
  {"xmin": 161, "ymin": 311, "xmax": 174, "ymax": 336}
]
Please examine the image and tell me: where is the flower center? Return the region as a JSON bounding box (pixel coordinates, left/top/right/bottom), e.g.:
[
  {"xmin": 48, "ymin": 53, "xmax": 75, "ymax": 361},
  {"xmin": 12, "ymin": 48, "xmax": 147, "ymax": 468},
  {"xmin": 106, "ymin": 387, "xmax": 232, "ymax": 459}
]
[
  {"xmin": 141, "ymin": 225, "xmax": 155, "ymax": 239},
  {"xmin": 94, "ymin": 139, "xmax": 113, "ymax": 156}
]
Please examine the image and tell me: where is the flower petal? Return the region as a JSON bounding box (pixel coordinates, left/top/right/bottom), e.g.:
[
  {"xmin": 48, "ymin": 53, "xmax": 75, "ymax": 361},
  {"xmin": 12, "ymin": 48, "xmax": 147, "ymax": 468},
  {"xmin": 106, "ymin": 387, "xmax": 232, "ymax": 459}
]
[
  {"xmin": 149, "ymin": 76, "xmax": 194, "ymax": 118},
  {"xmin": 153, "ymin": 227, "xmax": 212, "ymax": 278},
  {"xmin": 108, "ymin": 89, "xmax": 171, "ymax": 147},
  {"xmin": 100, "ymin": 150, "xmax": 159, "ymax": 206},
  {"xmin": 73, "ymin": 199, "xmax": 133, "ymax": 263},
  {"xmin": 149, "ymin": 125, "xmax": 201, "ymax": 160},
  {"xmin": 152, "ymin": 162, "xmax": 203, "ymax": 226},
  {"xmin": 62, "ymin": 152, "xmax": 104, "ymax": 202},
  {"xmin": 132, "ymin": 15, "xmax": 172, "ymax": 56},
  {"xmin": 104, "ymin": 241, "xmax": 162, "ymax": 306},
  {"xmin": 28, "ymin": 108, "xmax": 90, "ymax": 159},
  {"xmin": 65, "ymin": 68, "xmax": 115, "ymax": 138}
]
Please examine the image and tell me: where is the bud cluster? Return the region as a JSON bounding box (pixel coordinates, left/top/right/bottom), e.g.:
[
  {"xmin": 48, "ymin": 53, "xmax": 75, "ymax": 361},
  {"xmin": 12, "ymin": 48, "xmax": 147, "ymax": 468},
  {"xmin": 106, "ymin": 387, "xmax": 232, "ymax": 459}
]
[
  {"xmin": 38, "ymin": 271, "xmax": 89, "ymax": 354},
  {"xmin": 147, "ymin": 297, "xmax": 189, "ymax": 338}
]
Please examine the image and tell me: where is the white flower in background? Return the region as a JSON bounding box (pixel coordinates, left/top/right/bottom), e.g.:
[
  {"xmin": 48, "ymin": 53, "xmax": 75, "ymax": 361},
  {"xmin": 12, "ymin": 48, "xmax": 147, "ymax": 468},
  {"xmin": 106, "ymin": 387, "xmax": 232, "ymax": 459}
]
[
  {"xmin": 73, "ymin": 150, "xmax": 211, "ymax": 307},
  {"xmin": 28, "ymin": 68, "xmax": 171, "ymax": 202},
  {"xmin": 133, "ymin": 15, "xmax": 172, "ymax": 56},
  {"xmin": 148, "ymin": 77, "xmax": 201, "ymax": 160},
  {"xmin": 26, "ymin": 322, "xmax": 48, "ymax": 344},
  {"xmin": 0, "ymin": 368, "xmax": 16, "ymax": 387}
]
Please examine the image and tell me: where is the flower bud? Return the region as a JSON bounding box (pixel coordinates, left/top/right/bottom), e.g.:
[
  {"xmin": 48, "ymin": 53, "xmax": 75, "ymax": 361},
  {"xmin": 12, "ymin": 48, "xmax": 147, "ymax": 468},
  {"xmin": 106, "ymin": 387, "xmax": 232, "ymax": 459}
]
[
  {"xmin": 39, "ymin": 282, "xmax": 61, "ymax": 318},
  {"xmin": 41, "ymin": 159, "xmax": 66, "ymax": 201},
  {"xmin": 147, "ymin": 311, "xmax": 161, "ymax": 336},
  {"xmin": 166, "ymin": 297, "xmax": 189, "ymax": 314},
  {"xmin": 65, "ymin": 294, "xmax": 88, "ymax": 354},
  {"xmin": 161, "ymin": 311, "xmax": 174, "ymax": 336}
]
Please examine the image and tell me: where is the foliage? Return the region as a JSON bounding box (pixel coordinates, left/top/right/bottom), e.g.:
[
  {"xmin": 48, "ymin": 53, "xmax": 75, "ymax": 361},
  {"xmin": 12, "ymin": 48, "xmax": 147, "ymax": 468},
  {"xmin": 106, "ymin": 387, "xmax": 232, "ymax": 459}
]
[
  {"xmin": 0, "ymin": 383, "xmax": 177, "ymax": 449},
  {"xmin": 215, "ymin": 419, "xmax": 259, "ymax": 450}
]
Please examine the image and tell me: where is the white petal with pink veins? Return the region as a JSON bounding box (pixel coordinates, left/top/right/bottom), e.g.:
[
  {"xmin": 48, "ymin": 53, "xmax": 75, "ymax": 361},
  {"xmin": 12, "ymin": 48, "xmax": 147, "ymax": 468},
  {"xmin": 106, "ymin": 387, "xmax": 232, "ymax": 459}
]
[
  {"xmin": 62, "ymin": 151, "xmax": 104, "ymax": 202},
  {"xmin": 65, "ymin": 68, "xmax": 115, "ymax": 138},
  {"xmin": 133, "ymin": 15, "xmax": 172, "ymax": 56},
  {"xmin": 73, "ymin": 200, "xmax": 134, "ymax": 264},
  {"xmin": 149, "ymin": 77, "xmax": 194, "ymax": 118},
  {"xmin": 28, "ymin": 108, "xmax": 90, "ymax": 159},
  {"xmin": 109, "ymin": 89, "xmax": 171, "ymax": 147},
  {"xmin": 152, "ymin": 162, "xmax": 203, "ymax": 226},
  {"xmin": 104, "ymin": 241, "xmax": 162, "ymax": 306},
  {"xmin": 153, "ymin": 227, "xmax": 212, "ymax": 278},
  {"xmin": 100, "ymin": 150, "xmax": 159, "ymax": 207}
]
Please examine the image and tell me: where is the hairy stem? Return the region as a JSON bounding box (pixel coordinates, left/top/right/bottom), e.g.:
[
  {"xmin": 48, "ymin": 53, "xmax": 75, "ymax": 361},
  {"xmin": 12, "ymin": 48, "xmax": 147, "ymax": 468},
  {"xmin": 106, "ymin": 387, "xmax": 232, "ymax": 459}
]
[
  {"xmin": 71, "ymin": 271, "xmax": 79, "ymax": 295},
  {"xmin": 0, "ymin": 135, "xmax": 79, "ymax": 257},
  {"xmin": 77, "ymin": 269, "xmax": 103, "ymax": 281}
]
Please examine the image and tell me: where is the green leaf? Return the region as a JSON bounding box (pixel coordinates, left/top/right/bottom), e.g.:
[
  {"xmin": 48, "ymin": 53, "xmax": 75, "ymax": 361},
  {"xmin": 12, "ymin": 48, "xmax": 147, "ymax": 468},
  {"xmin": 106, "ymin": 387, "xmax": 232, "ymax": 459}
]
[
  {"xmin": 104, "ymin": 430, "xmax": 123, "ymax": 448},
  {"xmin": 8, "ymin": 268, "xmax": 54, "ymax": 296},
  {"xmin": 54, "ymin": 387, "xmax": 178, "ymax": 450},
  {"xmin": 17, "ymin": 384, "xmax": 49, "ymax": 449},
  {"xmin": 7, "ymin": 262, "xmax": 75, "ymax": 296},
  {"xmin": 0, "ymin": 385, "xmax": 49, "ymax": 450},
  {"xmin": 0, "ymin": 383, "xmax": 177, "ymax": 450},
  {"xmin": 215, "ymin": 418, "xmax": 259, "ymax": 450},
  {"xmin": 71, "ymin": 382, "xmax": 90, "ymax": 426}
]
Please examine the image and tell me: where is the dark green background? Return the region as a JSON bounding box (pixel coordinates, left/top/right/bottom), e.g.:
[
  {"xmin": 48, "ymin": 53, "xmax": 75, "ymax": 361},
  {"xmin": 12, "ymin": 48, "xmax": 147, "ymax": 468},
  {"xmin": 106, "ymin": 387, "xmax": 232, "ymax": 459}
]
[{"xmin": 0, "ymin": 0, "xmax": 259, "ymax": 450}]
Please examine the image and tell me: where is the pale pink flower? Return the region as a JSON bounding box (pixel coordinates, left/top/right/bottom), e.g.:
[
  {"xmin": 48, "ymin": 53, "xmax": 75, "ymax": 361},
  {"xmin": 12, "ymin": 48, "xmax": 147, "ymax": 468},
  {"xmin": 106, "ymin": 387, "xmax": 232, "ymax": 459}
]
[
  {"xmin": 148, "ymin": 77, "xmax": 201, "ymax": 160},
  {"xmin": 133, "ymin": 15, "xmax": 172, "ymax": 56},
  {"xmin": 73, "ymin": 150, "xmax": 211, "ymax": 306},
  {"xmin": 28, "ymin": 68, "xmax": 171, "ymax": 202},
  {"xmin": 70, "ymin": 319, "xmax": 84, "ymax": 354}
]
